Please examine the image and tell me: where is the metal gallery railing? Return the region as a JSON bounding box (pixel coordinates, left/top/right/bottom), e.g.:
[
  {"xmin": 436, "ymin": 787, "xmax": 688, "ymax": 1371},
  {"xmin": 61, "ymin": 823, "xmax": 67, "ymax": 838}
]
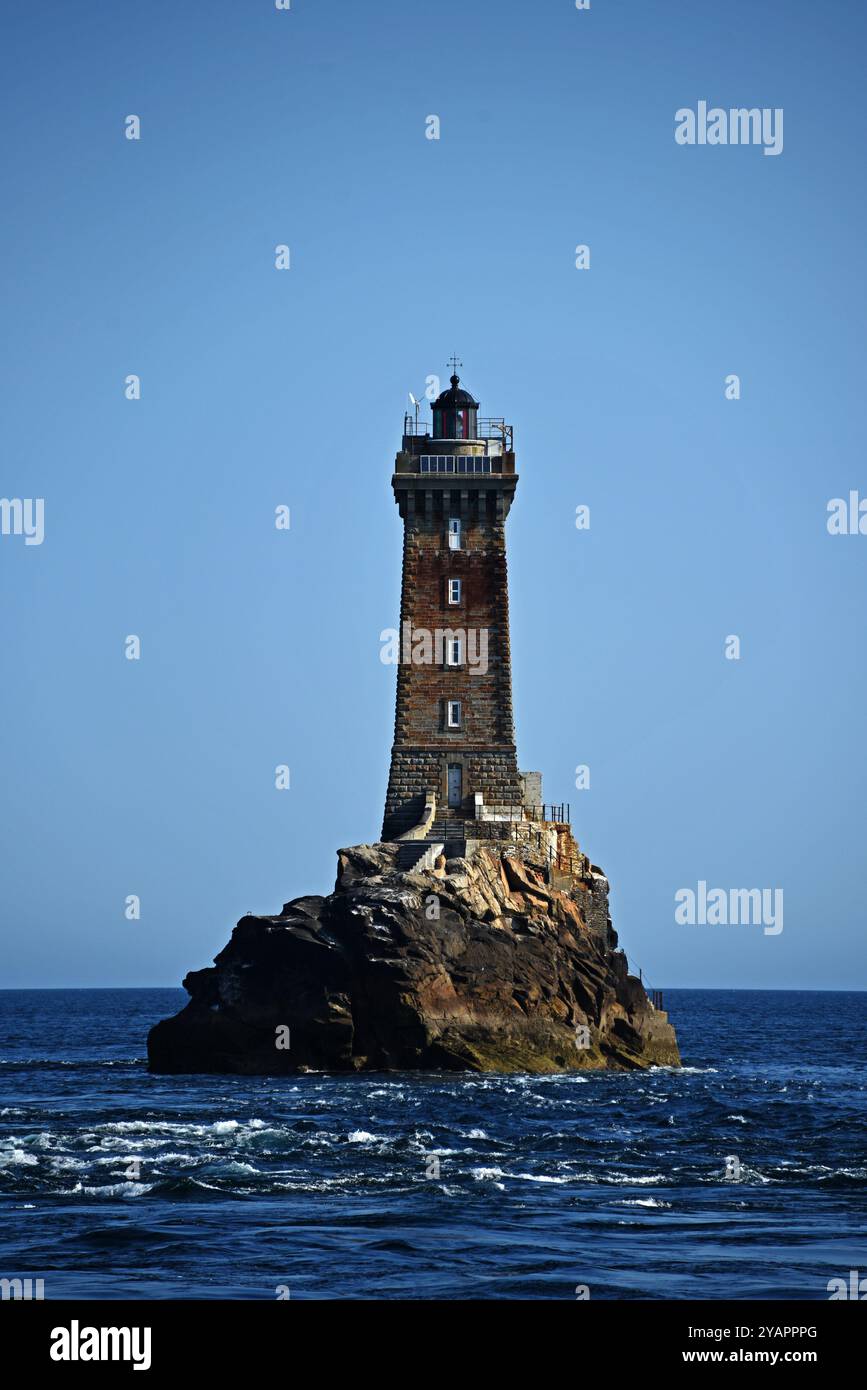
[{"xmin": 402, "ymin": 416, "xmax": 514, "ymax": 450}]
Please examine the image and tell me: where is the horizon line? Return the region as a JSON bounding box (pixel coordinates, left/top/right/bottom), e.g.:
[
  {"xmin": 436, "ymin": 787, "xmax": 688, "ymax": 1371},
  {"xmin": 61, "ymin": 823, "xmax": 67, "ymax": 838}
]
[{"xmin": 1, "ymin": 984, "xmax": 865, "ymax": 995}]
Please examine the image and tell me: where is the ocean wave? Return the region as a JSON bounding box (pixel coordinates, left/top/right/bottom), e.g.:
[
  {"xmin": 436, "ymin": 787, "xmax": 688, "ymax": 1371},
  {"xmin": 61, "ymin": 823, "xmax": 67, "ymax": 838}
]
[
  {"xmin": 76, "ymin": 1181, "xmax": 154, "ymax": 1198},
  {"xmin": 0, "ymin": 1148, "xmax": 39, "ymax": 1168},
  {"xmin": 606, "ymin": 1172, "xmax": 668, "ymax": 1185},
  {"xmin": 89, "ymin": 1118, "xmax": 269, "ymax": 1140},
  {"xmin": 513, "ymin": 1172, "xmax": 570, "ymax": 1184},
  {"xmin": 648, "ymin": 1065, "xmax": 718, "ymax": 1075},
  {"xmin": 0, "ymin": 1058, "xmax": 143, "ymax": 1069}
]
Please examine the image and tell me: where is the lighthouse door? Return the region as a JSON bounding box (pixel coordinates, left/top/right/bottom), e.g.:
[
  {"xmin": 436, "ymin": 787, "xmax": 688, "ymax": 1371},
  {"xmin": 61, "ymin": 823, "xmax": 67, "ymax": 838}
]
[{"xmin": 447, "ymin": 764, "xmax": 463, "ymax": 808}]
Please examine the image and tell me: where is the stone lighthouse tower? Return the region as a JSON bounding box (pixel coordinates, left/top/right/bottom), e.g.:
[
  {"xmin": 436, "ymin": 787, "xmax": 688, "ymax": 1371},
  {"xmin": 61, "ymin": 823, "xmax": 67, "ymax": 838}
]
[{"xmin": 382, "ymin": 365, "xmax": 551, "ymax": 856}]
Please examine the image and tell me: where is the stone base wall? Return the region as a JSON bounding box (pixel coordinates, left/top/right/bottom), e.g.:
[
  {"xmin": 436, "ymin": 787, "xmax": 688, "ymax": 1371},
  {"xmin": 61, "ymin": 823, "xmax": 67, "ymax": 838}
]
[{"xmin": 382, "ymin": 746, "xmax": 522, "ymax": 840}]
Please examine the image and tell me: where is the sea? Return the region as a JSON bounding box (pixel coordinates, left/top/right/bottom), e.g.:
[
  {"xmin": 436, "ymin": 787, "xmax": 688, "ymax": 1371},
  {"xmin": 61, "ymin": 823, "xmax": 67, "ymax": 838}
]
[{"xmin": 0, "ymin": 988, "xmax": 864, "ymax": 1300}]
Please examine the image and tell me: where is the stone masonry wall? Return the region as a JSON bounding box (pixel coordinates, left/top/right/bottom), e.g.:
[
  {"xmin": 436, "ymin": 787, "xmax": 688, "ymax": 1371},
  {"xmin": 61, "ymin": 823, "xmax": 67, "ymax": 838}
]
[
  {"xmin": 382, "ymin": 484, "xmax": 522, "ymax": 839},
  {"xmin": 383, "ymin": 749, "xmax": 523, "ymax": 838}
]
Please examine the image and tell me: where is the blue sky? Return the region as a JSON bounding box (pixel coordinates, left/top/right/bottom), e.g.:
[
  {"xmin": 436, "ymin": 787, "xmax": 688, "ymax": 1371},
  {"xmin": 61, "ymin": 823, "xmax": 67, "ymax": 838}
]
[{"xmin": 2, "ymin": 0, "xmax": 865, "ymax": 990}]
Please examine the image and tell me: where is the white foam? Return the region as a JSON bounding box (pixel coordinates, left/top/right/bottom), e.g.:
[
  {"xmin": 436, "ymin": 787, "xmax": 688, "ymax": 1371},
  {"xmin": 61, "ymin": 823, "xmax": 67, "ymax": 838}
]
[
  {"xmin": 0, "ymin": 1148, "xmax": 39, "ymax": 1167},
  {"xmin": 514, "ymin": 1172, "xmax": 570, "ymax": 1184},
  {"xmin": 607, "ymin": 1172, "xmax": 667, "ymax": 1185},
  {"xmin": 80, "ymin": 1181, "xmax": 153, "ymax": 1198}
]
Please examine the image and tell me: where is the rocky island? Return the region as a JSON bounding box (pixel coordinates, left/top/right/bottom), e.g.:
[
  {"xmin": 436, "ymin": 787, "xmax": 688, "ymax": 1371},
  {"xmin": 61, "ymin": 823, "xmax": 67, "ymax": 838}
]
[
  {"xmin": 147, "ymin": 834, "xmax": 679, "ymax": 1074},
  {"xmin": 149, "ymin": 370, "xmax": 679, "ymax": 1075}
]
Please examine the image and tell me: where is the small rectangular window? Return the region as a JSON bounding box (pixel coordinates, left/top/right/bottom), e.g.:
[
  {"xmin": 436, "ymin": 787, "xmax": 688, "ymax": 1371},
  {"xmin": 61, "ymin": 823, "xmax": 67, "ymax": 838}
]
[
  {"xmin": 457, "ymin": 457, "xmax": 466, "ymax": 473},
  {"xmin": 446, "ymin": 456, "xmax": 454, "ymax": 472},
  {"xmin": 448, "ymin": 578, "xmax": 461, "ymax": 605},
  {"xmin": 446, "ymin": 637, "xmax": 462, "ymax": 666},
  {"xmin": 420, "ymin": 457, "xmax": 429, "ymax": 472},
  {"xmin": 448, "ymin": 518, "xmax": 461, "ymax": 550},
  {"xmin": 447, "ymin": 701, "xmax": 462, "ymax": 728}
]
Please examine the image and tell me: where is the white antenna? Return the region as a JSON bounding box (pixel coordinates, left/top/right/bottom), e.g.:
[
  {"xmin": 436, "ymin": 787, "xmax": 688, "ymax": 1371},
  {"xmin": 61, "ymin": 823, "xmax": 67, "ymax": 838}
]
[{"xmin": 408, "ymin": 392, "xmax": 420, "ymax": 431}]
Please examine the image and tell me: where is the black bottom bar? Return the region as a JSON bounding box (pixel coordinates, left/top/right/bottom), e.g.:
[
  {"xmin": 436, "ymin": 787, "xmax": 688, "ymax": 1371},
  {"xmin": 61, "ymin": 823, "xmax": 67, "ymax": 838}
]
[{"xmin": 4, "ymin": 1298, "xmax": 862, "ymax": 1376}]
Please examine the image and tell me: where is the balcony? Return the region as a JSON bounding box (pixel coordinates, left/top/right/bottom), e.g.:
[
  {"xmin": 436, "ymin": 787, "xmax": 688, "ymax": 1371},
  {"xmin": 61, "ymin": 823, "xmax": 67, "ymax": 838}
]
[{"xmin": 402, "ymin": 415, "xmax": 514, "ymax": 453}]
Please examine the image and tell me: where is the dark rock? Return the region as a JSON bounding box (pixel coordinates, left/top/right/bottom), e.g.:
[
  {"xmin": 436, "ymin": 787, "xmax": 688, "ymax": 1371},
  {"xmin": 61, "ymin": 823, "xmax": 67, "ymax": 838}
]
[{"xmin": 147, "ymin": 843, "xmax": 680, "ymax": 1075}]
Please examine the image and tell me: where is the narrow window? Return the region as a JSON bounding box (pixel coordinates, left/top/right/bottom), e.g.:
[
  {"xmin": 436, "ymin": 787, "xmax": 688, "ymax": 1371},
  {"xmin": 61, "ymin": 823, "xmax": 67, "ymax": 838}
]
[
  {"xmin": 447, "ymin": 701, "xmax": 462, "ymax": 729},
  {"xmin": 447, "ymin": 578, "xmax": 461, "ymax": 605},
  {"xmin": 448, "ymin": 517, "xmax": 461, "ymax": 550},
  {"xmin": 446, "ymin": 636, "xmax": 462, "ymax": 666}
]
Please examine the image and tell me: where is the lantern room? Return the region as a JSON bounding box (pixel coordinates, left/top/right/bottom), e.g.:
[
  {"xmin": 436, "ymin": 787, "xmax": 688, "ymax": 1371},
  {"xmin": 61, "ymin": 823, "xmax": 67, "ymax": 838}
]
[{"xmin": 432, "ymin": 373, "xmax": 479, "ymax": 440}]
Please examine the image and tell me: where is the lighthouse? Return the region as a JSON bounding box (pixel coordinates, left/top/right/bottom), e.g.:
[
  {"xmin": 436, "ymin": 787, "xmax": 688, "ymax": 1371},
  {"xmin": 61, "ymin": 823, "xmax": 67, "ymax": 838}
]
[{"xmin": 382, "ymin": 364, "xmax": 555, "ymax": 858}]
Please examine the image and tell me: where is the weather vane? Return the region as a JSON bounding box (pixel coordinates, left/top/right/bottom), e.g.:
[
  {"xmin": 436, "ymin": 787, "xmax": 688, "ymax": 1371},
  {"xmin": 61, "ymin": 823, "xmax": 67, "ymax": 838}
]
[{"xmin": 448, "ymin": 353, "xmax": 462, "ymax": 377}]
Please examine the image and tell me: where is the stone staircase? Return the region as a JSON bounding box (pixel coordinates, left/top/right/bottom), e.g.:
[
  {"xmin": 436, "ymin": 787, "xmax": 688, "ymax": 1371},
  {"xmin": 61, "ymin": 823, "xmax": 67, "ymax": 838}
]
[
  {"xmin": 425, "ymin": 820, "xmax": 467, "ymax": 856},
  {"xmin": 395, "ymin": 817, "xmax": 469, "ymax": 873},
  {"xmin": 396, "ymin": 840, "xmax": 445, "ymax": 873}
]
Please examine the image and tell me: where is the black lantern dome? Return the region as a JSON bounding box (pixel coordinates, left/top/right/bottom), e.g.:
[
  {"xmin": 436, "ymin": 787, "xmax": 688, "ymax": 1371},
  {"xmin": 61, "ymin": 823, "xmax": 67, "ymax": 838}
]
[{"xmin": 432, "ymin": 372, "xmax": 479, "ymax": 440}]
